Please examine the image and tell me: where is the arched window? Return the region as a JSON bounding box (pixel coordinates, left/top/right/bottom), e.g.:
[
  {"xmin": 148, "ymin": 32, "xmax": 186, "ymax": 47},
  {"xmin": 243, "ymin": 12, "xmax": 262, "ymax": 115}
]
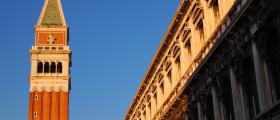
[
  {"xmin": 165, "ymin": 60, "xmax": 172, "ymax": 71},
  {"xmin": 165, "ymin": 60, "xmax": 172, "ymax": 85},
  {"xmin": 173, "ymin": 46, "xmax": 181, "ymax": 77},
  {"xmin": 181, "ymin": 24, "xmax": 192, "ymax": 64},
  {"xmin": 57, "ymin": 62, "xmax": 63, "ymax": 73},
  {"xmin": 191, "ymin": 1, "xmax": 204, "ymax": 43},
  {"xmin": 172, "ymin": 46, "xmax": 181, "ymax": 66},
  {"xmin": 37, "ymin": 62, "xmax": 43, "ymax": 73},
  {"xmin": 172, "ymin": 46, "xmax": 181, "ymax": 58},
  {"xmin": 175, "ymin": 56, "xmax": 181, "ymax": 76},
  {"xmin": 158, "ymin": 73, "xmax": 164, "ymax": 82},
  {"xmin": 44, "ymin": 62, "xmax": 50, "ymax": 73},
  {"xmin": 158, "ymin": 73, "xmax": 164, "ymax": 96},
  {"xmin": 50, "ymin": 62, "xmax": 56, "ymax": 73},
  {"xmin": 208, "ymin": 0, "xmax": 220, "ymax": 25}
]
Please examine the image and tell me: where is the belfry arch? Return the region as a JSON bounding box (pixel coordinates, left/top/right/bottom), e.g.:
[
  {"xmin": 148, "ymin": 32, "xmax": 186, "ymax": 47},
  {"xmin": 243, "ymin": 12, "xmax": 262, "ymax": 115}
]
[
  {"xmin": 44, "ymin": 62, "xmax": 50, "ymax": 73},
  {"xmin": 37, "ymin": 62, "xmax": 43, "ymax": 73},
  {"xmin": 57, "ymin": 62, "xmax": 63, "ymax": 73},
  {"xmin": 50, "ymin": 62, "xmax": 56, "ymax": 73}
]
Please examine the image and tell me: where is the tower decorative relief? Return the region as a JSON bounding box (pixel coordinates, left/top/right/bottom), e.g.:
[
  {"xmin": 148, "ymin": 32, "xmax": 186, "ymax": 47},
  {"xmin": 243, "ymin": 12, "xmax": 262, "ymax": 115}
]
[{"xmin": 47, "ymin": 33, "xmax": 56, "ymax": 44}]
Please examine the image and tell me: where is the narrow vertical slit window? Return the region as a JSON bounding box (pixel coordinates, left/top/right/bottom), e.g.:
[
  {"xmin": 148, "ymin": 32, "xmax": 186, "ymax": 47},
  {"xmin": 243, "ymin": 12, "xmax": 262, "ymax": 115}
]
[
  {"xmin": 33, "ymin": 112, "xmax": 38, "ymax": 117},
  {"xmin": 34, "ymin": 95, "xmax": 38, "ymax": 100}
]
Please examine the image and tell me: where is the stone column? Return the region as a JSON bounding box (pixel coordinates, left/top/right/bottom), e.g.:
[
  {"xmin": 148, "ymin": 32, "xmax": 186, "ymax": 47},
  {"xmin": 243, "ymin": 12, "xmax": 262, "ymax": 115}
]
[
  {"xmin": 156, "ymin": 83, "xmax": 162, "ymax": 107},
  {"xmin": 252, "ymin": 41, "xmax": 268, "ymax": 111},
  {"xmin": 263, "ymin": 62, "xmax": 273, "ymax": 105},
  {"xmin": 212, "ymin": 87, "xmax": 221, "ymax": 120},
  {"xmin": 31, "ymin": 60, "xmax": 37, "ymax": 76},
  {"xmin": 197, "ymin": 102, "xmax": 203, "ymax": 120},
  {"xmin": 170, "ymin": 58, "xmax": 178, "ymax": 83},
  {"xmin": 184, "ymin": 111, "xmax": 189, "ymax": 120},
  {"xmin": 151, "ymin": 93, "xmax": 157, "ymax": 116},
  {"xmin": 229, "ymin": 68, "xmax": 243, "ymax": 120},
  {"xmin": 140, "ymin": 111, "xmax": 145, "ymax": 120},
  {"xmin": 179, "ymin": 43, "xmax": 188, "ymax": 71},
  {"xmin": 220, "ymin": 102, "xmax": 225, "ymax": 120},
  {"xmin": 163, "ymin": 71, "xmax": 171, "ymax": 97},
  {"xmin": 146, "ymin": 102, "xmax": 151, "ymax": 120},
  {"xmin": 239, "ymin": 83, "xmax": 249, "ymax": 120}
]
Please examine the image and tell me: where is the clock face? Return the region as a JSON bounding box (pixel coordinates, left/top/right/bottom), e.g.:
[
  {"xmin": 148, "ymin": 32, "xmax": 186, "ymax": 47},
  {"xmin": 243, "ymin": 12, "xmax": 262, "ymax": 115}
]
[{"xmin": 36, "ymin": 32, "xmax": 66, "ymax": 45}]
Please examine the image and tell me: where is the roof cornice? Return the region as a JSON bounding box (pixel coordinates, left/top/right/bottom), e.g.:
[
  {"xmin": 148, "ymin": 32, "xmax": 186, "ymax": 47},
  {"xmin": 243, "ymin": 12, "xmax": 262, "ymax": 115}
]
[{"xmin": 125, "ymin": 0, "xmax": 190, "ymax": 119}]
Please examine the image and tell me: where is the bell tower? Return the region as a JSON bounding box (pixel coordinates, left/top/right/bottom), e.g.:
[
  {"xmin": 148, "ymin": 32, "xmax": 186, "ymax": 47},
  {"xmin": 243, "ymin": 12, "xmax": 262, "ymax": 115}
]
[{"xmin": 28, "ymin": 0, "xmax": 71, "ymax": 120}]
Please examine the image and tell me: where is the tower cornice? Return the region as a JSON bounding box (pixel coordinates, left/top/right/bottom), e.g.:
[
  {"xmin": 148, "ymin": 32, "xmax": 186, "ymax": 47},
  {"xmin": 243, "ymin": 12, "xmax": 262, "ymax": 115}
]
[
  {"xmin": 35, "ymin": 27, "xmax": 68, "ymax": 31},
  {"xmin": 30, "ymin": 50, "xmax": 71, "ymax": 54}
]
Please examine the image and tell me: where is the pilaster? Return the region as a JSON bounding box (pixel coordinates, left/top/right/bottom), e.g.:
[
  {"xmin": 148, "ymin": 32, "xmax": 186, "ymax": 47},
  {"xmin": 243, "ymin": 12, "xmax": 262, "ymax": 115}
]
[
  {"xmin": 50, "ymin": 91, "xmax": 59, "ymax": 120},
  {"xmin": 42, "ymin": 91, "xmax": 50, "ymax": 120},
  {"xmin": 59, "ymin": 91, "xmax": 68, "ymax": 120},
  {"xmin": 252, "ymin": 40, "xmax": 268, "ymax": 111},
  {"xmin": 212, "ymin": 87, "xmax": 221, "ymax": 120},
  {"xmin": 229, "ymin": 68, "xmax": 244, "ymax": 120}
]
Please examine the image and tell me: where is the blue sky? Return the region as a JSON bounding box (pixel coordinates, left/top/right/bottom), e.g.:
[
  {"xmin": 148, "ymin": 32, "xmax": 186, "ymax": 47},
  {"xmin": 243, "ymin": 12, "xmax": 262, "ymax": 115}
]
[{"xmin": 0, "ymin": 0, "xmax": 179, "ymax": 119}]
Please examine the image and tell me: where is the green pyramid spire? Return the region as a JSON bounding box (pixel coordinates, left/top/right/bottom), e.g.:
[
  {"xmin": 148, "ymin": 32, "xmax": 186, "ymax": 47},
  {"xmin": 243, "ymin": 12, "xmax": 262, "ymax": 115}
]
[{"xmin": 41, "ymin": 0, "xmax": 63, "ymax": 25}]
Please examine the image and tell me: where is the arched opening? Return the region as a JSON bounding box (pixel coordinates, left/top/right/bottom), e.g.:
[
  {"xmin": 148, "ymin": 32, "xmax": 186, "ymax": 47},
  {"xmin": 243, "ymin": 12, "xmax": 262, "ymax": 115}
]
[
  {"xmin": 173, "ymin": 46, "xmax": 181, "ymax": 78},
  {"xmin": 158, "ymin": 73, "xmax": 165, "ymax": 101},
  {"xmin": 182, "ymin": 25, "xmax": 192, "ymax": 64},
  {"xmin": 37, "ymin": 62, "xmax": 43, "ymax": 73},
  {"xmin": 191, "ymin": 2, "xmax": 204, "ymax": 45},
  {"xmin": 44, "ymin": 62, "xmax": 50, "ymax": 73},
  {"xmin": 158, "ymin": 73, "xmax": 164, "ymax": 82},
  {"xmin": 165, "ymin": 61, "xmax": 172, "ymax": 71},
  {"xmin": 165, "ymin": 60, "xmax": 172, "ymax": 86},
  {"xmin": 172, "ymin": 46, "xmax": 180, "ymax": 58},
  {"xmin": 50, "ymin": 62, "xmax": 56, "ymax": 73},
  {"xmin": 57, "ymin": 62, "xmax": 63, "ymax": 73},
  {"xmin": 197, "ymin": 19, "xmax": 204, "ymax": 43}
]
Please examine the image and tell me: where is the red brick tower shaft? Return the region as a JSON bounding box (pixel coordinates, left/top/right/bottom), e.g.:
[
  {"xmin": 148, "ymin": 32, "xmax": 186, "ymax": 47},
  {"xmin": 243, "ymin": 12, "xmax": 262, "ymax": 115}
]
[{"xmin": 28, "ymin": 0, "xmax": 71, "ymax": 120}]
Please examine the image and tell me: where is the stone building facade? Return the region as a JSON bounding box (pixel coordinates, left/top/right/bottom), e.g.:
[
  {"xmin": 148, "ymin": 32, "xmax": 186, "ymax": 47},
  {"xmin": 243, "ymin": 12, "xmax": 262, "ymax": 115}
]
[
  {"xmin": 28, "ymin": 0, "xmax": 71, "ymax": 120},
  {"xmin": 125, "ymin": 0, "xmax": 280, "ymax": 120}
]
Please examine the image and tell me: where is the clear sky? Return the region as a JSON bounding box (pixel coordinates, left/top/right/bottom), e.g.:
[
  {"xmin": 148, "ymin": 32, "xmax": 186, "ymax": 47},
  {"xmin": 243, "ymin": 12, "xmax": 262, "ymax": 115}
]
[{"xmin": 0, "ymin": 0, "xmax": 179, "ymax": 119}]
